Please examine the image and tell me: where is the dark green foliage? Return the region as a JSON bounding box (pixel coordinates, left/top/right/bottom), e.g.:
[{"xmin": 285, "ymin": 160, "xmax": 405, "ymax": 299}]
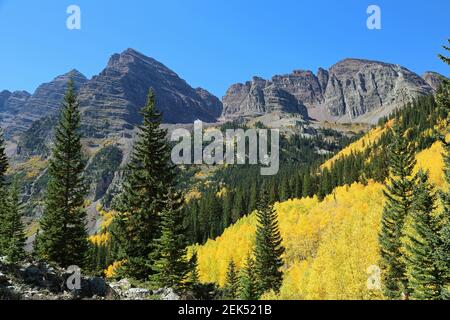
[
  {"xmin": 151, "ymin": 192, "xmax": 189, "ymax": 290},
  {"xmin": 188, "ymin": 251, "xmax": 200, "ymax": 286},
  {"xmin": 224, "ymin": 260, "xmax": 239, "ymax": 299},
  {"xmin": 405, "ymin": 171, "xmax": 444, "ymax": 299},
  {"xmin": 0, "ymin": 129, "xmax": 8, "ymax": 255},
  {"xmin": 435, "ymin": 43, "xmax": 450, "ymax": 299},
  {"xmin": 35, "ymin": 80, "xmax": 89, "ymax": 268},
  {"xmin": 254, "ymin": 189, "xmax": 285, "ymax": 295},
  {"xmin": 184, "ymin": 128, "xmax": 356, "ymax": 245},
  {"xmin": 112, "ymin": 89, "xmax": 177, "ymax": 280},
  {"xmin": 3, "ymin": 182, "xmax": 26, "ymax": 263},
  {"xmin": 379, "ymin": 124, "xmax": 416, "ymax": 299},
  {"xmin": 437, "ymin": 138, "xmax": 450, "ymax": 299},
  {"xmin": 238, "ymin": 255, "xmax": 259, "ymax": 300},
  {"xmin": 438, "ymin": 39, "xmax": 450, "ymax": 65}
]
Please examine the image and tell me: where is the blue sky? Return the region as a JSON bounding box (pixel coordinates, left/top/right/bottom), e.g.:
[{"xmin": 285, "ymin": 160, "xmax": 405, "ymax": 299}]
[{"xmin": 0, "ymin": 0, "xmax": 449, "ymax": 97}]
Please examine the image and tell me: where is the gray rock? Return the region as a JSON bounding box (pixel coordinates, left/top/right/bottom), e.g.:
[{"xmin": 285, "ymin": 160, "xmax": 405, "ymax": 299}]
[
  {"xmin": 422, "ymin": 71, "xmax": 445, "ymax": 91},
  {"xmin": 222, "ymin": 58, "xmax": 445, "ymax": 124},
  {"xmin": 77, "ymin": 48, "xmax": 222, "ymax": 137},
  {"xmin": 0, "ymin": 70, "xmax": 86, "ymax": 138}
]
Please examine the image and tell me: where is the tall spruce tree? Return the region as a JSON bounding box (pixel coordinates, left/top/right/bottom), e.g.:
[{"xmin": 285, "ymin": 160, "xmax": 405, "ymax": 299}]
[
  {"xmin": 112, "ymin": 89, "xmax": 176, "ymax": 280},
  {"xmin": 254, "ymin": 189, "xmax": 285, "ymax": 295},
  {"xmin": 436, "ymin": 40, "xmax": 450, "ymax": 299},
  {"xmin": 379, "ymin": 123, "xmax": 416, "ymax": 299},
  {"xmin": 188, "ymin": 251, "xmax": 200, "ymax": 286},
  {"xmin": 224, "ymin": 260, "xmax": 239, "ymax": 299},
  {"xmin": 3, "ymin": 182, "xmax": 26, "ymax": 263},
  {"xmin": 0, "ymin": 129, "xmax": 9, "ymax": 255},
  {"xmin": 238, "ymin": 255, "xmax": 258, "ymax": 300},
  {"xmin": 36, "ymin": 80, "xmax": 88, "ymax": 268},
  {"xmin": 404, "ymin": 171, "xmax": 444, "ymax": 300},
  {"xmin": 151, "ymin": 192, "xmax": 189, "ymax": 290}
]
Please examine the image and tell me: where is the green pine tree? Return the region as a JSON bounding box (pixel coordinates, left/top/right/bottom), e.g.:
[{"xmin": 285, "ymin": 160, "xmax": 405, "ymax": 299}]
[
  {"xmin": 112, "ymin": 89, "xmax": 178, "ymax": 280},
  {"xmin": 188, "ymin": 251, "xmax": 200, "ymax": 286},
  {"xmin": 302, "ymin": 173, "xmax": 311, "ymax": 198},
  {"xmin": 36, "ymin": 80, "xmax": 88, "ymax": 268},
  {"xmin": 0, "ymin": 129, "xmax": 9, "ymax": 255},
  {"xmin": 379, "ymin": 124, "xmax": 416, "ymax": 299},
  {"xmin": 404, "ymin": 171, "xmax": 444, "ymax": 300},
  {"xmin": 238, "ymin": 255, "xmax": 258, "ymax": 300},
  {"xmin": 435, "ymin": 41, "xmax": 450, "ymax": 298},
  {"xmin": 224, "ymin": 260, "xmax": 239, "ymax": 299},
  {"xmin": 253, "ymin": 189, "xmax": 285, "ymax": 295},
  {"xmin": 3, "ymin": 182, "xmax": 26, "ymax": 264},
  {"xmin": 151, "ymin": 192, "xmax": 189, "ymax": 290}
]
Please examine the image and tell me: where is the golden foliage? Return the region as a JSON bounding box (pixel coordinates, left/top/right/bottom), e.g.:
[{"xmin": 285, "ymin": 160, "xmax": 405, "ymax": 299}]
[
  {"xmin": 321, "ymin": 120, "xmax": 393, "ymax": 170},
  {"xmin": 88, "ymin": 207, "xmax": 118, "ymax": 246},
  {"xmin": 194, "ymin": 140, "xmax": 446, "ymax": 299},
  {"xmin": 104, "ymin": 260, "xmax": 126, "ymax": 279}
]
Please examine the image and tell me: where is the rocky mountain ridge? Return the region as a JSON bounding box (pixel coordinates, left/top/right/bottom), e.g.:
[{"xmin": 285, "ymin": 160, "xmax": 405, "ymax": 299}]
[
  {"xmin": 222, "ymin": 58, "xmax": 445, "ymax": 124},
  {"xmin": 0, "ymin": 49, "xmax": 222, "ymax": 139}
]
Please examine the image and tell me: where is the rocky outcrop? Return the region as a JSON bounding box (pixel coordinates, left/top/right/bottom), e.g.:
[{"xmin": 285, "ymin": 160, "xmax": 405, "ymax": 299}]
[
  {"xmin": 0, "ymin": 90, "xmax": 31, "ymax": 137},
  {"xmin": 222, "ymin": 58, "xmax": 444, "ymax": 124},
  {"xmin": 422, "ymin": 71, "xmax": 445, "ymax": 91},
  {"xmin": 0, "ymin": 258, "xmax": 116, "ymax": 300},
  {"xmin": 221, "ymin": 75, "xmax": 309, "ymax": 118}
]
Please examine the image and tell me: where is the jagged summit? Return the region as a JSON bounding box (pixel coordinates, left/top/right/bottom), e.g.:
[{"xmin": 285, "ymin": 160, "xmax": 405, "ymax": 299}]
[
  {"xmin": 1, "ymin": 49, "xmax": 223, "ymax": 138},
  {"xmin": 222, "ymin": 58, "xmax": 444, "ymax": 124}
]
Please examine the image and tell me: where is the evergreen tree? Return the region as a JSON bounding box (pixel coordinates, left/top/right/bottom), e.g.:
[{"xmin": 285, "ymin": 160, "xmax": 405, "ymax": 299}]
[
  {"xmin": 188, "ymin": 251, "xmax": 200, "ymax": 286},
  {"xmin": 36, "ymin": 80, "xmax": 89, "ymax": 268},
  {"xmin": 151, "ymin": 193, "xmax": 189, "ymax": 290},
  {"xmin": 224, "ymin": 260, "xmax": 239, "ymax": 299},
  {"xmin": 404, "ymin": 171, "xmax": 444, "ymax": 300},
  {"xmin": 302, "ymin": 173, "xmax": 311, "ymax": 198},
  {"xmin": 379, "ymin": 123, "xmax": 416, "ymax": 299},
  {"xmin": 3, "ymin": 182, "xmax": 26, "ymax": 263},
  {"xmin": 112, "ymin": 89, "xmax": 178, "ymax": 280},
  {"xmin": 435, "ymin": 41, "xmax": 450, "ymax": 298},
  {"xmin": 253, "ymin": 189, "xmax": 285, "ymax": 295},
  {"xmin": 238, "ymin": 255, "xmax": 258, "ymax": 300},
  {"xmin": 0, "ymin": 129, "xmax": 9, "ymax": 255}
]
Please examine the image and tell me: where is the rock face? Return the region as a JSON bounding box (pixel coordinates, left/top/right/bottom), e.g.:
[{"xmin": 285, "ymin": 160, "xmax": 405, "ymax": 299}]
[
  {"xmin": 77, "ymin": 48, "xmax": 222, "ymax": 137},
  {"xmin": 0, "ymin": 70, "xmax": 87, "ymax": 138},
  {"xmin": 222, "ymin": 76, "xmax": 309, "ymax": 118},
  {"xmin": 0, "ymin": 90, "xmax": 31, "ymax": 136},
  {"xmin": 222, "ymin": 58, "xmax": 443, "ymax": 124},
  {"xmin": 1, "ymin": 49, "xmax": 222, "ymax": 139},
  {"xmin": 422, "ymin": 71, "xmax": 445, "ymax": 91}
]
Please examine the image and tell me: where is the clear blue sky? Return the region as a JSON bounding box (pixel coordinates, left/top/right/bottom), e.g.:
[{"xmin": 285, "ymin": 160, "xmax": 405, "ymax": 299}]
[{"xmin": 0, "ymin": 0, "xmax": 449, "ymax": 97}]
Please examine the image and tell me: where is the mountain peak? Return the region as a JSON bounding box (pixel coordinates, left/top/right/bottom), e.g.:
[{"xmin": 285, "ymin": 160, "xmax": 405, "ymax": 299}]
[{"xmin": 54, "ymin": 69, "xmax": 87, "ymax": 82}]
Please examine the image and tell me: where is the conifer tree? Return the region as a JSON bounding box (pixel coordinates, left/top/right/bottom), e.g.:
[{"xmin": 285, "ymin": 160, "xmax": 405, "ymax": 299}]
[
  {"xmin": 254, "ymin": 189, "xmax": 285, "ymax": 295},
  {"xmin": 404, "ymin": 171, "xmax": 443, "ymax": 300},
  {"xmin": 224, "ymin": 260, "xmax": 239, "ymax": 299},
  {"xmin": 0, "ymin": 130, "xmax": 9, "ymax": 255},
  {"xmin": 238, "ymin": 255, "xmax": 258, "ymax": 300},
  {"xmin": 379, "ymin": 124, "xmax": 416, "ymax": 299},
  {"xmin": 151, "ymin": 193, "xmax": 189, "ymax": 290},
  {"xmin": 3, "ymin": 182, "xmax": 26, "ymax": 263},
  {"xmin": 188, "ymin": 251, "xmax": 200, "ymax": 286},
  {"xmin": 112, "ymin": 89, "xmax": 177, "ymax": 280},
  {"xmin": 437, "ymin": 138, "xmax": 450, "ymax": 299},
  {"xmin": 36, "ymin": 80, "xmax": 88, "ymax": 268},
  {"xmin": 302, "ymin": 173, "xmax": 311, "ymax": 198},
  {"xmin": 435, "ymin": 40, "xmax": 450, "ymax": 298}
]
